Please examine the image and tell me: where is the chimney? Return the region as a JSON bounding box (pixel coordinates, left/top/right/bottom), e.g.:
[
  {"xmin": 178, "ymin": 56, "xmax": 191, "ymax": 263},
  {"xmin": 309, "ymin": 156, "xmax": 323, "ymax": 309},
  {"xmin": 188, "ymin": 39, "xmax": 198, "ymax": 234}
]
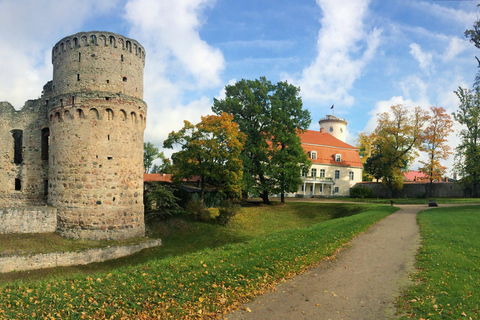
[{"xmin": 320, "ymin": 128, "xmax": 324, "ymax": 133}]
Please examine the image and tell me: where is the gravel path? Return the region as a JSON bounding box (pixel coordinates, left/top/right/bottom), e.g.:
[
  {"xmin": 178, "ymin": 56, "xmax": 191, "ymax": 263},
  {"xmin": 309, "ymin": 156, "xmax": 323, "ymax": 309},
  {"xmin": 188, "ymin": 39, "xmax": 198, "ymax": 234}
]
[{"xmin": 225, "ymin": 205, "xmax": 425, "ymax": 320}]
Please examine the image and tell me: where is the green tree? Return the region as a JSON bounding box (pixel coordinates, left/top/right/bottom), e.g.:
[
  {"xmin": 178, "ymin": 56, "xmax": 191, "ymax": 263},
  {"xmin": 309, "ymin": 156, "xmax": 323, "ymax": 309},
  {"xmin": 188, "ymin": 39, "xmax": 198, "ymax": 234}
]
[
  {"xmin": 143, "ymin": 142, "xmax": 164, "ymax": 173},
  {"xmin": 212, "ymin": 77, "xmax": 311, "ymax": 204},
  {"xmin": 364, "ymin": 105, "xmax": 427, "ymax": 197},
  {"xmin": 453, "ymin": 87, "xmax": 480, "ymax": 197},
  {"xmin": 356, "ymin": 132, "xmax": 376, "ymax": 181},
  {"xmin": 418, "ymin": 106, "xmax": 454, "ymax": 187},
  {"xmin": 163, "ymin": 113, "xmax": 246, "ymax": 200}
]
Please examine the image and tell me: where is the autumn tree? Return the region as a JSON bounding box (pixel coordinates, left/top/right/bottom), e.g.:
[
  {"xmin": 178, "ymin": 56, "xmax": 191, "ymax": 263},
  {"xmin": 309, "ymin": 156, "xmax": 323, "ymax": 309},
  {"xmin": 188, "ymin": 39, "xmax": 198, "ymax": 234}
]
[
  {"xmin": 364, "ymin": 104, "xmax": 427, "ymax": 197},
  {"xmin": 453, "ymin": 87, "xmax": 480, "ymax": 197},
  {"xmin": 356, "ymin": 132, "xmax": 376, "ymax": 181},
  {"xmin": 418, "ymin": 106, "xmax": 454, "ymax": 188},
  {"xmin": 212, "ymin": 77, "xmax": 311, "ymax": 204},
  {"xmin": 163, "ymin": 113, "xmax": 246, "ymax": 200}
]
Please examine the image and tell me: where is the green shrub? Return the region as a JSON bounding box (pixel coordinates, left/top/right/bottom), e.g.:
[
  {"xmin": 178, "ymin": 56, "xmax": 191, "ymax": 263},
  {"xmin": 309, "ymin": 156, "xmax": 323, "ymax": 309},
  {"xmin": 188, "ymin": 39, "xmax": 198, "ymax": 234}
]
[
  {"xmin": 185, "ymin": 198, "xmax": 211, "ymax": 221},
  {"xmin": 350, "ymin": 186, "xmax": 374, "ymax": 198},
  {"xmin": 144, "ymin": 183, "xmax": 182, "ymax": 220},
  {"xmin": 216, "ymin": 199, "xmax": 240, "ymax": 226}
]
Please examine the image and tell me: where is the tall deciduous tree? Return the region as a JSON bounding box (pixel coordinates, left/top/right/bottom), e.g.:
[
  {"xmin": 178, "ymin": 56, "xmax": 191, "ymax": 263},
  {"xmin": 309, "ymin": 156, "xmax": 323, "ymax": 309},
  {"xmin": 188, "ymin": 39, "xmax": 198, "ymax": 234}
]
[
  {"xmin": 364, "ymin": 104, "xmax": 427, "ymax": 197},
  {"xmin": 212, "ymin": 77, "xmax": 311, "ymax": 204},
  {"xmin": 419, "ymin": 106, "xmax": 454, "ymax": 187},
  {"xmin": 453, "ymin": 87, "xmax": 480, "ymax": 197},
  {"xmin": 356, "ymin": 132, "xmax": 376, "ymax": 181},
  {"xmin": 143, "ymin": 142, "xmax": 164, "ymax": 173},
  {"xmin": 163, "ymin": 113, "xmax": 246, "ymax": 200}
]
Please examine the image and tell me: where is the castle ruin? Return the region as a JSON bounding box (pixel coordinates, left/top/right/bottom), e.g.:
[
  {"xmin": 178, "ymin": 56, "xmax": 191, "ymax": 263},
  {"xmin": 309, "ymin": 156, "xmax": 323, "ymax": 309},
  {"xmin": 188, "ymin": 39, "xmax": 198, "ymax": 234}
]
[{"xmin": 0, "ymin": 31, "xmax": 147, "ymax": 240}]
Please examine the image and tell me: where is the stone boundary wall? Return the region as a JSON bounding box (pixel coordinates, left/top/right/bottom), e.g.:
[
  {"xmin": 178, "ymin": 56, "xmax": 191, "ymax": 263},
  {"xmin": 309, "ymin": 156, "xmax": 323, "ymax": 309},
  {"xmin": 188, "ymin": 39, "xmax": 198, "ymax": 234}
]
[
  {"xmin": 0, "ymin": 207, "xmax": 57, "ymax": 234},
  {"xmin": 0, "ymin": 239, "xmax": 162, "ymax": 273},
  {"xmin": 355, "ymin": 182, "xmax": 467, "ymax": 198}
]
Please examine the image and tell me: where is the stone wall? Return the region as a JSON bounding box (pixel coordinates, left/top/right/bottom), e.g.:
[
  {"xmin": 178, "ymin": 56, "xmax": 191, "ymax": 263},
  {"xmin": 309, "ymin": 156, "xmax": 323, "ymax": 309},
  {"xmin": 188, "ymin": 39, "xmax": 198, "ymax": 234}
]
[
  {"xmin": 0, "ymin": 31, "xmax": 147, "ymax": 240},
  {"xmin": 0, "ymin": 207, "xmax": 57, "ymax": 234},
  {"xmin": 0, "ymin": 239, "xmax": 161, "ymax": 273},
  {"xmin": 355, "ymin": 182, "xmax": 467, "ymax": 198}
]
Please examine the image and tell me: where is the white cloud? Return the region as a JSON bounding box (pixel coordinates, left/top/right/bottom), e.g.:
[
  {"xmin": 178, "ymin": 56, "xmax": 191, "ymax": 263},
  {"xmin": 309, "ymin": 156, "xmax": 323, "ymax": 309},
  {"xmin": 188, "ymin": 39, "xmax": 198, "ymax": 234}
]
[
  {"xmin": 287, "ymin": 0, "xmax": 381, "ymax": 106},
  {"xmin": 409, "ymin": 43, "xmax": 434, "ymax": 75},
  {"xmin": 125, "ymin": 0, "xmax": 224, "ymax": 88},
  {"xmin": 0, "ymin": 0, "xmax": 119, "ymax": 108},
  {"xmin": 442, "ymin": 36, "xmax": 470, "ymax": 61},
  {"xmin": 123, "ymin": 0, "xmax": 227, "ymax": 154}
]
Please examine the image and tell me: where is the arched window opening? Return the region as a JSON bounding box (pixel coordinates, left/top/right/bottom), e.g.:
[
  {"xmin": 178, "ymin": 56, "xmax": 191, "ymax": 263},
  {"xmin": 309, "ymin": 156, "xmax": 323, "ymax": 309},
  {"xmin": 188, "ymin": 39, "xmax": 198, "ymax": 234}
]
[
  {"xmin": 41, "ymin": 128, "xmax": 50, "ymax": 161},
  {"xmin": 106, "ymin": 108, "xmax": 114, "ymax": 120},
  {"xmin": 126, "ymin": 41, "xmax": 132, "ymax": 52},
  {"xmin": 64, "ymin": 110, "xmax": 71, "ymax": 121},
  {"xmin": 91, "ymin": 34, "xmax": 97, "ymax": 45},
  {"xmin": 131, "ymin": 112, "xmax": 137, "ymax": 124},
  {"xmin": 12, "ymin": 130, "xmax": 23, "ymax": 164},
  {"xmin": 54, "ymin": 112, "xmax": 62, "ymax": 122},
  {"xmin": 77, "ymin": 109, "xmax": 85, "ymax": 119},
  {"xmin": 109, "ymin": 36, "xmax": 116, "ymax": 47},
  {"xmin": 120, "ymin": 110, "xmax": 127, "ymax": 121},
  {"xmin": 89, "ymin": 108, "xmax": 100, "ymax": 120},
  {"xmin": 73, "ymin": 37, "xmax": 79, "ymax": 47},
  {"xmin": 60, "ymin": 43, "xmax": 64, "ymax": 52}
]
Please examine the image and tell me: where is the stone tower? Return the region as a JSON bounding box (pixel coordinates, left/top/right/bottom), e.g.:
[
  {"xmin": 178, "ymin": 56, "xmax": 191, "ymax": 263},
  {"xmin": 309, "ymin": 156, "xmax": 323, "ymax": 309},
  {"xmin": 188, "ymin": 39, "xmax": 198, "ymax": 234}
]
[
  {"xmin": 319, "ymin": 115, "xmax": 347, "ymax": 142},
  {"xmin": 47, "ymin": 31, "xmax": 147, "ymax": 240}
]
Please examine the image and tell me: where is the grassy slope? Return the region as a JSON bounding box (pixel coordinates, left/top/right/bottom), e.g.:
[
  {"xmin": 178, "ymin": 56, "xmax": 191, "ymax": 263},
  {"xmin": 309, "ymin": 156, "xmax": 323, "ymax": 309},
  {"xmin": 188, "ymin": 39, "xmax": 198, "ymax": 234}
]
[
  {"xmin": 398, "ymin": 205, "xmax": 480, "ymax": 319},
  {"xmin": 0, "ymin": 203, "xmax": 396, "ymax": 319},
  {"xmin": 337, "ymin": 197, "xmax": 480, "ymax": 205}
]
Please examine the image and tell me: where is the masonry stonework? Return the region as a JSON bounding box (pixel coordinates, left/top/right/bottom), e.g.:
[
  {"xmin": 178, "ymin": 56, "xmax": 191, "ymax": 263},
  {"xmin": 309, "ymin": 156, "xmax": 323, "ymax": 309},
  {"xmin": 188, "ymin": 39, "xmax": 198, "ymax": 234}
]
[{"xmin": 0, "ymin": 31, "xmax": 147, "ymax": 240}]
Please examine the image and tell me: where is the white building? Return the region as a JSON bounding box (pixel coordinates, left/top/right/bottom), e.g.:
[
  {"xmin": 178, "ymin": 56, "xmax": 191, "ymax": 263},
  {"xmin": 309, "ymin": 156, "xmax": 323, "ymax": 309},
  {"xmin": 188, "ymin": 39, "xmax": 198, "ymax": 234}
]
[{"xmin": 298, "ymin": 115, "xmax": 363, "ymax": 197}]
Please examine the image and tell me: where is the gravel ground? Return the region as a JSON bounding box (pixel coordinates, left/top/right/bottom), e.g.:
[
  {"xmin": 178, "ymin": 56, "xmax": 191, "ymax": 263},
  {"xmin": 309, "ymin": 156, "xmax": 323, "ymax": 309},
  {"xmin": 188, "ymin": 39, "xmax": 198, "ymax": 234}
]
[{"xmin": 225, "ymin": 205, "xmax": 425, "ymax": 320}]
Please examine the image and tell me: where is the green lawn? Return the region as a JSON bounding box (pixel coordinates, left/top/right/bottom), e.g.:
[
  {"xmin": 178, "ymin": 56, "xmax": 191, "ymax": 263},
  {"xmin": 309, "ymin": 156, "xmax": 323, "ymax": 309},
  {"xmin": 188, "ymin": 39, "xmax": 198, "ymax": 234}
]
[
  {"xmin": 398, "ymin": 205, "xmax": 480, "ymax": 319},
  {"xmin": 338, "ymin": 197, "xmax": 480, "ymax": 205},
  {"xmin": 0, "ymin": 202, "xmax": 396, "ymax": 319}
]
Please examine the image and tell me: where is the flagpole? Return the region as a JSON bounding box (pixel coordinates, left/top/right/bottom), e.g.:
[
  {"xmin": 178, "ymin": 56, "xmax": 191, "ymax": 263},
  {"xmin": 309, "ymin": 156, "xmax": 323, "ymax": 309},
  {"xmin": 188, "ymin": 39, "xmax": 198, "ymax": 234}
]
[{"xmin": 331, "ymin": 104, "xmax": 334, "ymax": 116}]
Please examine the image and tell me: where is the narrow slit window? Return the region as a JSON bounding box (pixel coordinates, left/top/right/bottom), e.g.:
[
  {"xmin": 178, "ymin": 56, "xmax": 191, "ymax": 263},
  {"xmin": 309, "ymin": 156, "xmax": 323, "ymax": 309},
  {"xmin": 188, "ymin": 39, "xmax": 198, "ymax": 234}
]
[
  {"xmin": 78, "ymin": 52, "xmax": 81, "ymax": 62},
  {"xmin": 12, "ymin": 130, "xmax": 23, "ymax": 164},
  {"xmin": 77, "ymin": 74, "xmax": 80, "ymax": 81},
  {"xmin": 41, "ymin": 128, "xmax": 50, "ymax": 161},
  {"xmin": 15, "ymin": 179, "xmax": 21, "ymax": 191}
]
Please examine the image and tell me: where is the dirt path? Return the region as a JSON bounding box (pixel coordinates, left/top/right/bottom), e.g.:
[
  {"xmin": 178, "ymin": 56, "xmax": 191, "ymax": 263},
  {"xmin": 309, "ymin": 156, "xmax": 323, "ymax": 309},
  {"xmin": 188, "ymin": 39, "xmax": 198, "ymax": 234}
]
[{"xmin": 225, "ymin": 205, "xmax": 425, "ymax": 320}]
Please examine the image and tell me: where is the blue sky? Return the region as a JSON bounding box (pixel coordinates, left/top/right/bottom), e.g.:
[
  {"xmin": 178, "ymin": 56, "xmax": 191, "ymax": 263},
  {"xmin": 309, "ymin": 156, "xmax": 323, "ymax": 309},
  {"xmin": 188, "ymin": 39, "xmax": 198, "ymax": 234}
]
[{"xmin": 0, "ymin": 0, "xmax": 479, "ymax": 172}]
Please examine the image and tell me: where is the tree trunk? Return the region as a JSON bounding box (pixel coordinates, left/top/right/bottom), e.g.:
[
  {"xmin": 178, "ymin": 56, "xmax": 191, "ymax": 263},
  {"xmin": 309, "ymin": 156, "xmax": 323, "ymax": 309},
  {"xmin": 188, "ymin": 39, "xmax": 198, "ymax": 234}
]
[
  {"xmin": 281, "ymin": 192, "xmax": 285, "ymax": 204},
  {"xmin": 261, "ymin": 190, "xmax": 270, "ymax": 205}
]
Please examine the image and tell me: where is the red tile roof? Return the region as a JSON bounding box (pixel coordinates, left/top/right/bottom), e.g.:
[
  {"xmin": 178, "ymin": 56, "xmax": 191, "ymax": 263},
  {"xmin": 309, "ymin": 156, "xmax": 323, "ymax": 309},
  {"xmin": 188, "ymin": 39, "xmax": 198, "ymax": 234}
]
[
  {"xmin": 143, "ymin": 173, "xmax": 172, "ymax": 182},
  {"xmin": 402, "ymin": 171, "xmax": 428, "ymax": 182},
  {"xmin": 299, "ymin": 130, "xmax": 362, "ymax": 168}
]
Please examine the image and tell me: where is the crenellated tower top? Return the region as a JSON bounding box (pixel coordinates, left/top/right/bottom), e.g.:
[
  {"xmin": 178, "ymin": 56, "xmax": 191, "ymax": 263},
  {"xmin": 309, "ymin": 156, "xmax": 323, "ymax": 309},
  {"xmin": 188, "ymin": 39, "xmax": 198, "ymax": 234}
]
[{"xmin": 51, "ymin": 31, "xmax": 145, "ymax": 100}]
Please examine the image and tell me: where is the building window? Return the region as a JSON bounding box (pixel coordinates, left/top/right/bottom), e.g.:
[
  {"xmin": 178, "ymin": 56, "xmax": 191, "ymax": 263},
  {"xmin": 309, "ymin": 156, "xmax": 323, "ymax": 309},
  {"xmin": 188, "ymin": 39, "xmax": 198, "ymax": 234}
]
[
  {"xmin": 302, "ymin": 168, "xmax": 308, "ymax": 177},
  {"xmin": 320, "ymin": 169, "xmax": 325, "ymax": 178},
  {"xmin": 311, "ymin": 168, "xmax": 317, "ymax": 178},
  {"xmin": 12, "ymin": 130, "xmax": 23, "ymax": 164},
  {"xmin": 349, "ymin": 171, "xmax": 354, "ymax": 181},
  {"xmin": 335, "ymin": 154, "xmax": 341, "ymax": 162},
  {"xmin": 335, "ymin": 170, "xmax": 340, "ymax": 180},
  {"xmin": 334, "ymin": 186, "xmax": 339, "ymax": 194},
  {"xmin": 310, "ymin": 151, "xmax": 317, "ymax": 160},
  {"xmin": 301, "ymin": 185, "xmax": 305, "ymax": 192},
  {"xmin": 310, "ymin": 186, "xmax": 314, "ymax": 193}
]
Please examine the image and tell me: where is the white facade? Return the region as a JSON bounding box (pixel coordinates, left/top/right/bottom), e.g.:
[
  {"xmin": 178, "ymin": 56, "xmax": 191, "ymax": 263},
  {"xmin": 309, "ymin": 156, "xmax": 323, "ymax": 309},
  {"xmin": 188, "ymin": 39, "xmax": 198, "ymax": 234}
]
[{"xmin": 300, "ymin": 163, "xmax": 363, "ymax": 197}]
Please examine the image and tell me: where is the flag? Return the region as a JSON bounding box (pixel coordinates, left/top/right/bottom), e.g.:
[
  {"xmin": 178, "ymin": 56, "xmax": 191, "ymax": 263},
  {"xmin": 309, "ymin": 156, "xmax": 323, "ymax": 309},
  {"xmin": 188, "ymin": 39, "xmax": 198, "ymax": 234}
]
[{"xmin": 331, "ymin": 104, "xmax": 334, "ymax": 109}]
